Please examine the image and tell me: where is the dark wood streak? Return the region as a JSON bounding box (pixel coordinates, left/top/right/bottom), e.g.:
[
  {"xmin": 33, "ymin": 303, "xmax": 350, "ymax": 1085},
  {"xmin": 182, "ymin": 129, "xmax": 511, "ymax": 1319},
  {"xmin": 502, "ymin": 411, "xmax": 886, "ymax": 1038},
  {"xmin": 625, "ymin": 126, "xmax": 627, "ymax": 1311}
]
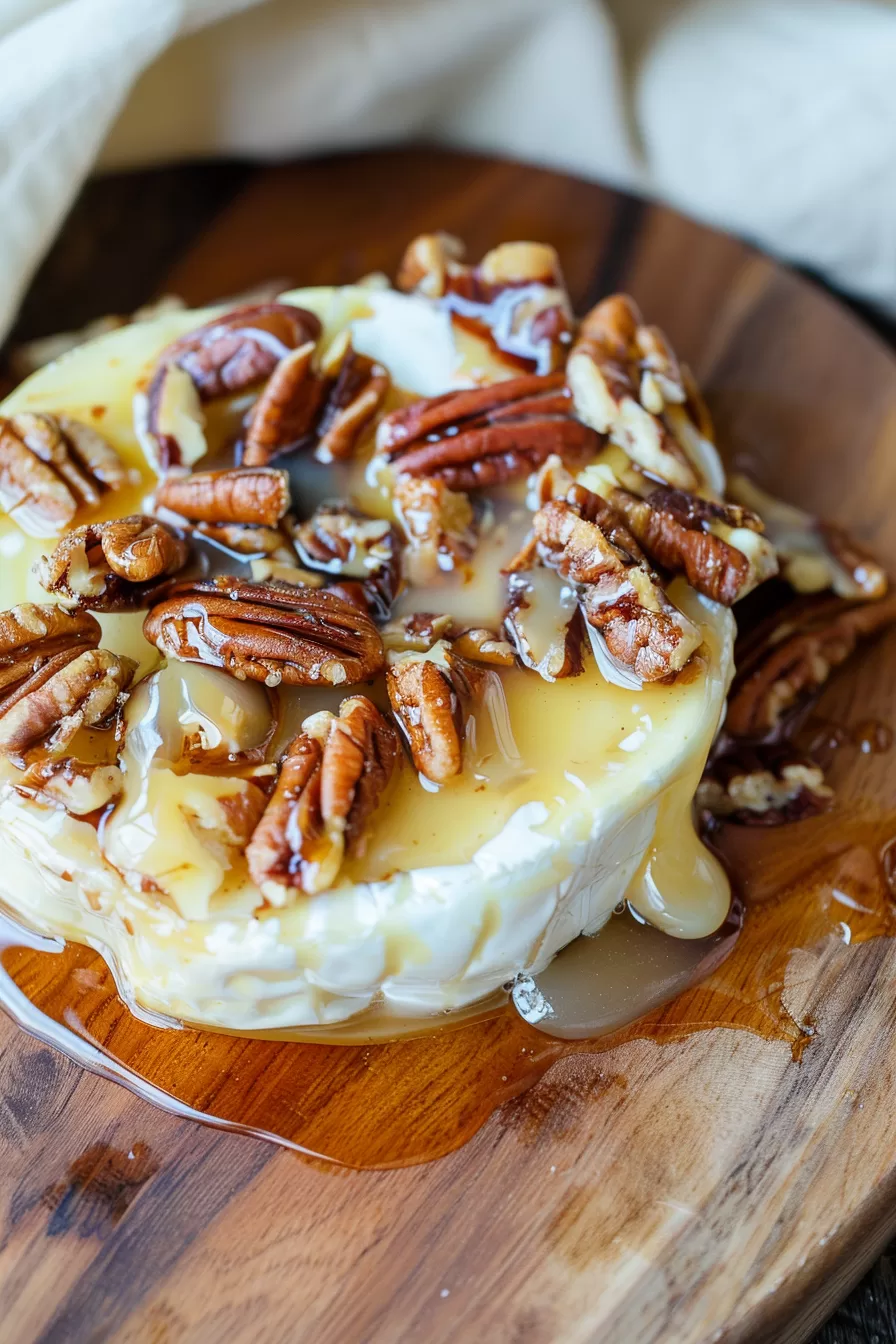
[{"xmin": 1, "ymin": 147, "xmax": 896, "ymax": 1344}]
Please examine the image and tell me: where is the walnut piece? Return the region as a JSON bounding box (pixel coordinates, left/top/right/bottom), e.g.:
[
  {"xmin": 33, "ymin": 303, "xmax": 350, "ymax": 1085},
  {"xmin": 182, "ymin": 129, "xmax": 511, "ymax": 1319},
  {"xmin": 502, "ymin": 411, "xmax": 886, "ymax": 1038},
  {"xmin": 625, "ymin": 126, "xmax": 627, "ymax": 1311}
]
[
  {"xmin": 392, "ymin": 475, "xmax": 477, "ymax": 585},
  {"xmin": 36, "ymin": 515, "xmax": 189, "ymax": 611},
  {"xmin": 156, "ymin": 467, "xmax": 290, "ymax": 527},
  {"xmin": 377, "ymin": 373, "xmax": 599, "ymax": 489},
  {"xmin": 143, "ymin": 577, "xmax": 385, "ymax": 688},
  {"xmin": 246, "ymin": 696, "xmax": 399, "ymax": 899},
  {"xmin": 567, "ymin": 295, "xmax": 724, "ymax": 493},
  {"xmin": 729, "ymin": 473, "xmax": 888, "ymax": 602},
  {"xmin": 397, "ymin": 235, "xmax": 574, "ymax": 373},
  {"xmin": 386, "ymin": 646, "xmax": 463, "ymax": 785},
  {"xmin": 0, "ymin": 645, "xmax": 136, "ymax": 758},
  {"xmin": 291, "ymin": 503, "xmax": 401, "ymax": 619},
  {"xmin": 531, "ymin": 484, "xmax": 701, "ymax": 681},
  {"xmin": 727, "ymin": 591, "xmax": 896, "ymax": 739},
  {"xmin": 0, "ymin": 412, "xmax": 127, "ymax": 535},
  {"xmin": 697, "ymin": 742, "xmax": 832, "ymax": 826}
]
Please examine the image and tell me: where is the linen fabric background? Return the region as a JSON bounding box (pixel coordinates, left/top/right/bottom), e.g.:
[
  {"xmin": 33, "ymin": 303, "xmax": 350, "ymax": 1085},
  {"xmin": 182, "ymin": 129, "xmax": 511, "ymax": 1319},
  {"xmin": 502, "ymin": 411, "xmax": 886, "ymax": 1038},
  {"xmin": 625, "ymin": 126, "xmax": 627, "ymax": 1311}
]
[{"xmin": 2, "ymin": 0, "xmax": 894, "ymax": 339}]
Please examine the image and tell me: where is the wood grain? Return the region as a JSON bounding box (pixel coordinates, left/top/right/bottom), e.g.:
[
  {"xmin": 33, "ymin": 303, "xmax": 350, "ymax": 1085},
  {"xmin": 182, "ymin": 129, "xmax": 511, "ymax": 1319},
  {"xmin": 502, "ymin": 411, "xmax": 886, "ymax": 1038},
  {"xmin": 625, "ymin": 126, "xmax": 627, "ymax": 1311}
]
[{"xmin": 3, "ymin": 148, "xmax": 896, "ymax": 1344}]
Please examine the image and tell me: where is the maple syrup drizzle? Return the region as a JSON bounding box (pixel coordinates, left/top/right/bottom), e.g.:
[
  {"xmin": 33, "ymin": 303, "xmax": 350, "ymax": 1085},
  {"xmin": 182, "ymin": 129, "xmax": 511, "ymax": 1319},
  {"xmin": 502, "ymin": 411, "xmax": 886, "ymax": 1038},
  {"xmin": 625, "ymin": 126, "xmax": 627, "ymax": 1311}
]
[{"xmin": 2, "ymin": 797, "xmax": 895, "ymax": 1169}]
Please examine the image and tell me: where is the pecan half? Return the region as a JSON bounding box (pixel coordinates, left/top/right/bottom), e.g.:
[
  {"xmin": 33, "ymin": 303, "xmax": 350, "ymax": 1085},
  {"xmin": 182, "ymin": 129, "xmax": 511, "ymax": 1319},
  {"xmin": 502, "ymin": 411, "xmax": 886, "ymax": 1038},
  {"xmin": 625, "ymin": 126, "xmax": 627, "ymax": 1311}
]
[
  {"xmin": 35, "ymin": 516, "xmax": 189, "ymax": 611},
  {"xmin": 143, "ymin": 577, "xmax": 385, "ymax": 688},
  {"xmin": 0, "ymin": 647, "xmax": 136, "ymax": 758},
  {"xmin": 0, "ymin": 604, "xmax": 101, "ymax": 696},
  {"xmin": 242, "ymin": 342, "xmax": 321, "ymax": 466},
  {"xmin": 393, "ymin": 475, "xmax": 477, "ymax": 585},
  {"xmin": 291, "ymin": 503, "xmax": 401, "ymax": 618},
  {"xmin": 377, "ymin": 373, "xmax": 599, "ymax": 489},
  {"xmin": 18, "ymin": 757, "xmax": 125, "ymax": 815},
  {"xmin": 532, "ymin": 484, "xmax": 701, "ymax": 680},
  {"xmin": 246, "ymin": 696, "xmax": 399, "ymax": 898},
  {"xmin": 729, "ymin": 473, "xmax": 888, "ymax": 602},
  {"xmin": 697, "ymin": 741, "xmax": 832, "ymax": 826},
  {"xmin": 0, "ymin": 413, "xmax": 127, "ymax": 535},
  {"xmin": 607, "ymin": 485, "xmax": 778, "ymax": 605},
  {"xmin": 727, "ymin": 591, "xmax": 896, "ymax": 739},
  {"xmin": 397, "ymin": 235, "xmax": 573, "ymax": 373},
  {"xmin": 156, "ymin": 467, "xmax": 290, "ymax": 527},
  {"xmin": 387, "ymin": 646, "xmax": 463, "ymax": 785},
  {"xmin": 568, "ymin": 296, "xmax": 723, "ymax": 492},
  {"xmin": 504, "ymin": 566, "xmax": 584, "ymax": 681},
  {"xmin": 315, "ymin": 333, "xmax": 390, "ymax": 463}
]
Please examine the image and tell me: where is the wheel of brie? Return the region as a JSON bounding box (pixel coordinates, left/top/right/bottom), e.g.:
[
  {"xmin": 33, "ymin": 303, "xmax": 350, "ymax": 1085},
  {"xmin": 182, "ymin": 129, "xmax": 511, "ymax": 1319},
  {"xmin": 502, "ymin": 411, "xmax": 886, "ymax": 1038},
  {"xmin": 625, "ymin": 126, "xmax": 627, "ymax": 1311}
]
[{"xmin": 0, "ymin": 235, "xmax": 790, "ymax": 1037}]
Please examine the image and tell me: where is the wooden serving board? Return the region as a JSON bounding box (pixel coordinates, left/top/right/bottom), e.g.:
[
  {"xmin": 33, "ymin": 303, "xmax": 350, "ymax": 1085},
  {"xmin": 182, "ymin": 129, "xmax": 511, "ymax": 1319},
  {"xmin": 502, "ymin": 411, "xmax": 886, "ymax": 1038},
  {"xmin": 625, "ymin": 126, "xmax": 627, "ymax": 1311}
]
[{"xmin": 3, "ymin": 149, "xmax": 896, "ymax": 1344}]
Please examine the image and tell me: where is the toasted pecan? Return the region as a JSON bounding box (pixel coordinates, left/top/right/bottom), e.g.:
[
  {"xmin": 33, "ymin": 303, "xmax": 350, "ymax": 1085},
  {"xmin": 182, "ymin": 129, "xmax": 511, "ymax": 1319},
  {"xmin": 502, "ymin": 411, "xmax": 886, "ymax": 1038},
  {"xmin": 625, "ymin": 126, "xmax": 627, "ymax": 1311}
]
[
  {"xmin": 0, "ymin": 413, "xmax": 127, "ymax": 535},
  {"xmin": 0, "ymin": 647, "xmax": 136, "ymax": 758},
  {"xmin": 36, "ymin": 516, "xmax": 189, "ymax": 611},
  {"xmin": 156, "ymin": 467, "xmax": 291, "ymax": 527},
  {"xmin": 393, "ymin": 475, "xmax": 477, "ymax": 584},
  {"xmin": 292, "ymin": 503, "xmax": 401, "ymax": 618},
  {"xmin": 143, "ymin": 577, "xmax": 385, "ymax": 688},
  {"xmin": 387, "ymin": 649, "xmax": 463, "ymax": 784}
]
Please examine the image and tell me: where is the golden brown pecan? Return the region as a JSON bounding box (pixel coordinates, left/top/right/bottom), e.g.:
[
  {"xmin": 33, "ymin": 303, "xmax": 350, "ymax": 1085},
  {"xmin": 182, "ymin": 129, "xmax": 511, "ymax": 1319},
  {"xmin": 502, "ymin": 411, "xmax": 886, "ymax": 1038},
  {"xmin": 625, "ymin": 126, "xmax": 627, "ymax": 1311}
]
[
  {"xmin": 291, "ymin": 503, "xmax": 401, "ymax": 618},
  {"xmin": 386, "ymin": 646, "xmax": 463, "ymax": 784},
  {"xmin": 393, "ymin": 475, "xmax": 477, "ymax": 585},
  {"xmin": 17, "ymin": 757, "xmax": 125, "ymax": 815},
  {"xmin": 315, "ymin": 333, "xmax": 390, "ymax": 463},
  {"xmin": 532, "ymin": 484, "xmax": 701, "ymax": 681},
  {"xmin": 195, "ymin": 520, "xmax": 295, "ymax": 559},
  {"xmin": 0, "ymin": 603, "xmax": 101, "ymax": 696},
  {"xmin": 608, "ymin": 485, "xmax": 778, "ymax": 605},
  {"xmin": 504, "ymin": 566, "xmax": 584, "ymax": 681},
  {"xmin": 242, "ymin": 342, "xmax": 321, "ymax": 466},
  {"xmin": 380, "ymin": 612, "xmax": 514, "ymax": 666},
  {"xmin": 35, "ymin": 516, "xmax": 189, "ymax": 611},
  {"xmin": 451, "ymin": 627, "xmax": 516, "ymax": 666},
  {"xmin": 697, "ymin": 741, "xmax": 832, "ymax": 826},
  {"xmin": 0, "ymin": 412, "xmax": 127, "ymax": 535},
  {"xmin": 156, "ymin": 466, "xmax": 290, "ymax": 527},
  {"xmin": 0, "ymin": 647, "xmax": 136, "ymax": 758},
  {"xmin": 246, "ymin": 696, "xmax": 399, "ymax": 898},
  {"xmin": 143, "ymin": 577, "xmax": 385, "ymax": 688},
  {"xmin": 567, "ymin": 295, "xmax": 723, "ymax": 493},
  {"xmin": 727, "ymin": 591, "xmax": 896, "ymax": 739},
  {"xmin": 729, "ymin": 473, "xmax": 888, "ymax": 601},
  {"xmin": 377, "ymin": 372, "xmax": 599, "ymax": 489},
  {"xmin": 397, "ymin": 235, "xmax": 573, "ymax": 373}
]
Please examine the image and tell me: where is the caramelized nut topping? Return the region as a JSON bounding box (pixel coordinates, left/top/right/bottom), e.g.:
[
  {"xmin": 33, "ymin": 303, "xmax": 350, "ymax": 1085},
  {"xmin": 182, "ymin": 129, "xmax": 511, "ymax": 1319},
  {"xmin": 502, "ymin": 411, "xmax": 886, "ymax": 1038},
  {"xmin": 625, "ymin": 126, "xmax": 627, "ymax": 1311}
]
[
  {"xmin": 568, "ymin": 296, "xmax": 722, "ymax": 492},
  {"xmin": 504, "ymin": 567, "xmax": 584, "ymax": 681},
  {"xmin": 242, "ymin": 342, "xmax": 321, "ymax": 466},
  {"xmin": 698, "ymin": 742, "xmax": 832, "ymax": 826},
  {"xmin": 195, "ymin": 521, "xmax": 295, "ymax": 559},
  {"xmin": 381, "ymin": 613, "xmax": 514, "ymax": 666},
  {"xmin": 18, "ymin": 757, "xmax": 125, "ymax": 815},
  {"xmin": 246, "ymin": 696, "xmax": 399, "ymax": 898},
  {"xmin": 315, "ymin": 334, "xmax": 390, "ymax": 464},
  {"xmin": 378, "ymin": 373, "xmax": 599, "ymax": 489},
  {"xmin": 292, "ymin": 503, "xmax": 401, "ymax": 618},
  {"xmin": 36, "ymin": 516, "xmax": 189, "ymax": 611},
  {"xmin": 0, "ymin": 603, "xmax": 101, "ymax": 696},
  {"xmin": 0, "ymin": 413, "xmax": 127, "ymax": 535},
  {"xmin": 532, "ymin": 485, "xmax": 701, "ymax": 681},
  {"xmin": 143, "ymin": 577, "xmax": 385, "ymax": 688},
  {"xmin": 393, "ymin": 475, "xmax": 477, "ymax": 585},
  {"xmin": 387, "ymin": 647, "xmax": 463, "ymax": 785},
  {"xmin": 727, "ymin": 592, "xmax": 896, "ymax": 739},
  {"xmin": 156, "ymin": 467, "xmax": 290, "ymax": 527},
  {"xmin": 0, "ymin": 647, "xmax": 136, "ymax": 758}
]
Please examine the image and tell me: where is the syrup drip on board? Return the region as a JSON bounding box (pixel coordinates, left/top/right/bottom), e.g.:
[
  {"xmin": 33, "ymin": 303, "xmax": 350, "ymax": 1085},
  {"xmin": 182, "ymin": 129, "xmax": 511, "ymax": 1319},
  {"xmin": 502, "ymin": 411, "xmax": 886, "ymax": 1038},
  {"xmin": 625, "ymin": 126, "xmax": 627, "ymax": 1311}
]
[{"xmin": 2, "ymin": 795, "xmax": 895, "ymax": 1169}]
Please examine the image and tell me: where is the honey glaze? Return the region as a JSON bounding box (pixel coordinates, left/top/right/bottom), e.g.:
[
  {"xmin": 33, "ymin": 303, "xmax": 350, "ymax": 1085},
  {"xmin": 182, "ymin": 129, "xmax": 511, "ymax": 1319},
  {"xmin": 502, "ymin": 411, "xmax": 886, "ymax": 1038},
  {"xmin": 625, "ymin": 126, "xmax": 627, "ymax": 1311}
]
[{"xmin": 2, "ymin": 798, "xmax": 895, "ymax": 1167}]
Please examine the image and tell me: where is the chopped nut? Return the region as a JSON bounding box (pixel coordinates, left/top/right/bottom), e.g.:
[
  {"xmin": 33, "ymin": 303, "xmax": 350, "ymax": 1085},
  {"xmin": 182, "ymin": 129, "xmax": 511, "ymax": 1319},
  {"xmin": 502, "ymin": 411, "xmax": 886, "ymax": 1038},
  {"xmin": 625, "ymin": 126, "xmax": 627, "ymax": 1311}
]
[
  {"xmin": 381, "ymin": 612, "xmax": 456, "ymax": 654},
  {"xmin": 729, "ymin": 473, "xmax": 888, "ymax": 601},
  {"xmin": 727, "ymin": 591, "xmax": 896, "ymax": 739},
  {"xmin": 0, "ymin": 647, "xmax": 136, "ymax": 758},
  {"xmin": 608, "ymin": 485, "xmax": 778, "ymax": 605},
  {"xmin": 567, "ymin": 295, "xmax": 724, "ymax": 493},
  {"xmin": 292, "ymin": 503, "xmax": 401, "ymax": 618},
  {"xmin": 194, "ymin": 521, "xmax": 295, "ymax": 559},
  {"xmin": 35, "ymin": 516, "xmax": 189, "ymax": 611},
  {"xmin": 249, "ymin": 559, "xmax": 325, "ymax": 588},
  {"xmin": 18, "ymin": 757, "xmax": 125, "ymax": 815},
  {"xmin": 315, "ymin": 333, "xmax": 390, "ymax": 463},
  {"xmin": 387, "ymin": 646, "xmax": 463, "ymax": 785},
  {"xmin": 246, "ymin": 696, "xmax": 399, "ymax": 898},
  {"xmin": 504, "ymin": 566, "xmax": 584, "ymax": 681},
  {"xmin": 450, "ymin": 627, "xmax": 516, "ymax": 667},
  {"xmin": 0, "ymin": 413, "xmax": 127, "ymax": 535},
  {"xmin": 143, "ymin": 577, "xmax": 385, "ymax": 688},
  {"xmin": 697, "ymin": 742, "xmax": 832, "ymax": 825},
  {"xmin": 242, "ymin": 342, "xmax": 321, "ymax": 466},
  {"xmin": 532, "ymin": 484, "xmax": 701, "ymax": 681},
  {"xmin": 397, "ymin": 235, "xmax": 574, "ymax": 373},
  {"xmin": 156, "ymin": 467, "xmax": 291, "ymax": 527},
  {"xmin": 393, "ymin": 475, "xmax": 477, "ymax": 585},
  {"xmin": 378, "ymin": 373, "xmax": 599, "ymax": 489}
]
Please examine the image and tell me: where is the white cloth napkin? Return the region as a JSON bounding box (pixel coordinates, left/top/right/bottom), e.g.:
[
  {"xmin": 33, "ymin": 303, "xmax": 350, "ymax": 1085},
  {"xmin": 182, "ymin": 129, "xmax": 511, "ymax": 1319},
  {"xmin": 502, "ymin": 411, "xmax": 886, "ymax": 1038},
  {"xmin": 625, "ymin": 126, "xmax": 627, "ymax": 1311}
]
[{"xmin": 3, "ymin": 0, "xmax": 896, "ymax": 342}]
